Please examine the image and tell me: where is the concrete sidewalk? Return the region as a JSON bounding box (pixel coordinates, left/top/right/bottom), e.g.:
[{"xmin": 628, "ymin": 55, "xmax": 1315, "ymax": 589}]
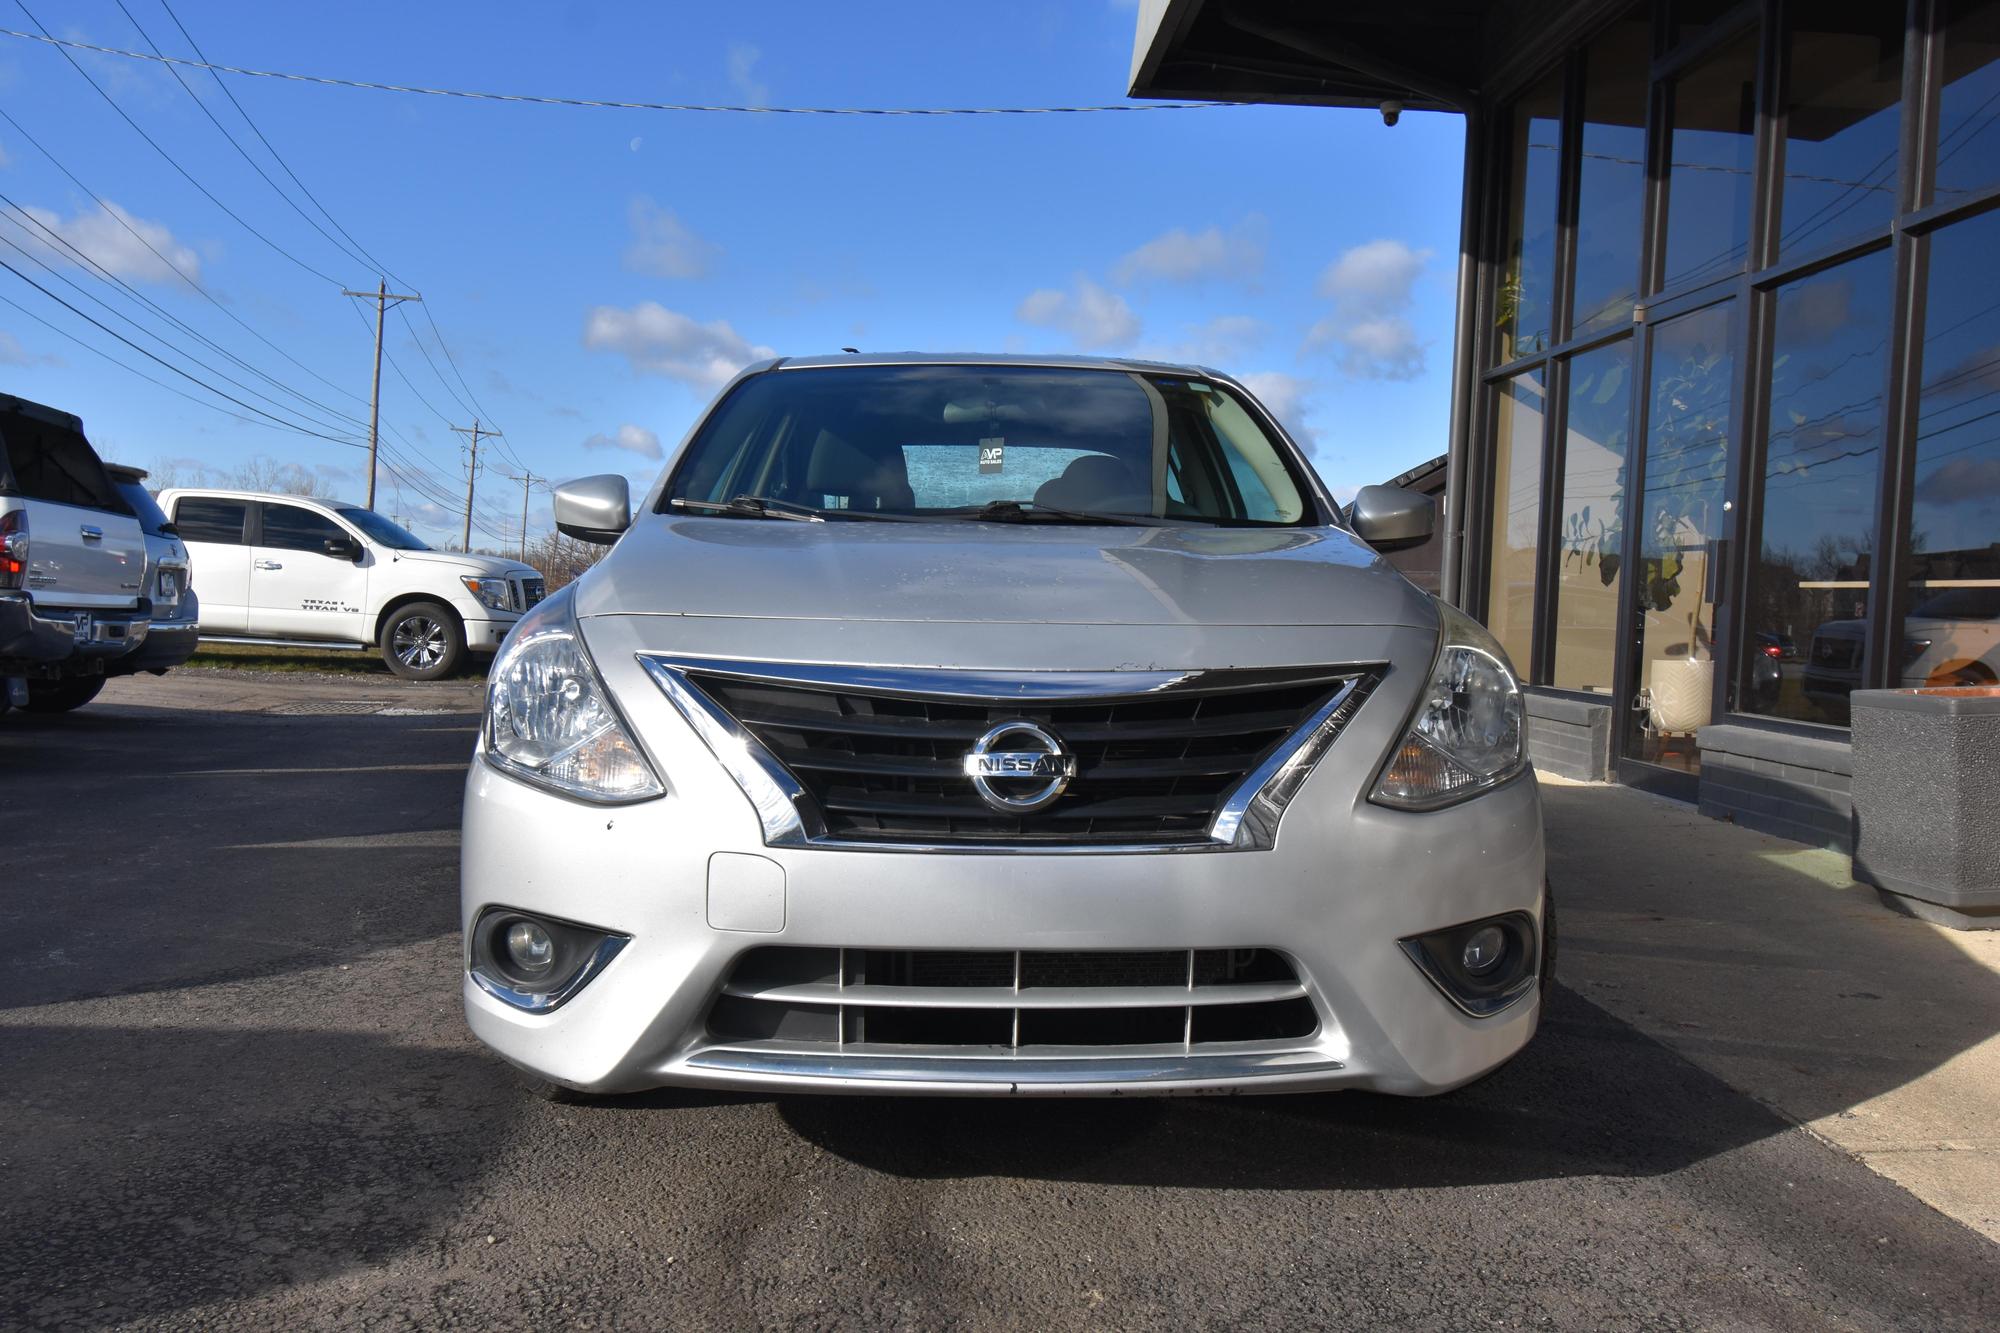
[{"xmin": 1545, "ymin": 774, "xmax": 2000, "ymax": 1242}]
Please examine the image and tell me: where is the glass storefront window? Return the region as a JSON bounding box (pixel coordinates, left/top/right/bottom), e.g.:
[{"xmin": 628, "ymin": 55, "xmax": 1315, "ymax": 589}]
[
  {"xmin": 1572, "ymin": 12, "xmax": 1652, "ymax": 336},
  {"xmin": 1495, "ymin": 72, "xmax": 1563, "ymax": 363},
  {"xmin": 1552, "ymin": 340, "xmax": 1633, "ymax": 691},
  {"xmin": 1746, "ymin": 249, "xmax": 1893, "ymax": 726},
  {"xmin": 1662, "ymin": 32, "xmax": 1759, "ymax": 291},
  {"xmin": 1487, "ymin": 371, "xmax": 1546, "ymax": 677},
  {"xmin": 1627, "ymin": 301, "xmax": 1733, "ymax": 772},
  {"xmin": 1936, "ymin": 0, "xmax": 2000, "ymax": 206},
  {"xmin": 1905, "ymin": 209, "xmax": 2000, "ymax": 688},
  {"xmin": 1778, "ymin": 9, "xmax": 1904, "ymax": 258}
]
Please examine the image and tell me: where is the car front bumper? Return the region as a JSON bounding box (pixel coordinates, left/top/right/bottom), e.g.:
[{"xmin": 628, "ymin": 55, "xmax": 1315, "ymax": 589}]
[{"xmin": 460, "ymin": 750, "xmax": 1547, "ymax": 1098}]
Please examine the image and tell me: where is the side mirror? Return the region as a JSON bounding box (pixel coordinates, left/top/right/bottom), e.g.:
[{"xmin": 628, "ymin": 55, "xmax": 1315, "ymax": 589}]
[
  {"xmin": 554, "ymin": 475, "xmax": 632, "ymax": 545},
  {"xmin": 1350, "ymin": 484, "xmax": 1435, "ymax": 554},
  {"xmin": 323, "ymin": 536, "xmax": 363, "ymax": 562}
]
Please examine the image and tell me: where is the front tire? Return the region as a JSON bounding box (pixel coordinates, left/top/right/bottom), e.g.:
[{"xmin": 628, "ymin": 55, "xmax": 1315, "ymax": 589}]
[
  {"xmin": 24, "ymin": 676, "xmax": 106, "ymax": 713},
  {"xmin": 381, "ymin": 602, "xmax": 464, "ymax": 680}
]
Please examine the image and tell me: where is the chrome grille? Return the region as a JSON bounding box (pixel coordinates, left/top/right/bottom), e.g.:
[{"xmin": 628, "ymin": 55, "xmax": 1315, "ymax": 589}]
[
  {"xmin": 674, "ymin": 664, "xmax": 1369, "ymax": 847},
  {"xmin": 706, "ymin": 946, "xmax": 1319, "ymax": 1057}
]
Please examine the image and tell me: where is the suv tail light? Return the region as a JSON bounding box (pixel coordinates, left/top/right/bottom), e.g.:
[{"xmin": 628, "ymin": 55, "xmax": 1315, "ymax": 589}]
[{"xmin": 0, "ymin": 509, "xmax": 26, "ymax": 591}]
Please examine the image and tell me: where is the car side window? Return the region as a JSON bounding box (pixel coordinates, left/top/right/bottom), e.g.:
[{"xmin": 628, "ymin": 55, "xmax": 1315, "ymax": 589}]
[
  {"xmin": 173, "ymin": 498, "xmax": 250, "ymax": 544},
  {"xmin": 259, "ymin": 503, "xmax": 348, "ymax": 554}
]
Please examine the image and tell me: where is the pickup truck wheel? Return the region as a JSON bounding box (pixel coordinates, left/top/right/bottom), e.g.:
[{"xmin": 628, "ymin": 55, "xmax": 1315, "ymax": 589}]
[
  {"xmin": 23, "ymin": 676, "xmax": 106, "ymax": 713},
  {"xmin": 382, "ymin": 602, "xmax": 464, "ymax": 680}
]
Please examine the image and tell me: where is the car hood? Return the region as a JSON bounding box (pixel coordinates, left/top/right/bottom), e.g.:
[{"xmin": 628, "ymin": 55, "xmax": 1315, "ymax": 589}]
[
  {"xmin": 391, "ymin": 549, "xmax": 539, "ymax": 580},
  {"xmin": 572, "ymin": 516, "xmax": 1438, "ymax": 629}
]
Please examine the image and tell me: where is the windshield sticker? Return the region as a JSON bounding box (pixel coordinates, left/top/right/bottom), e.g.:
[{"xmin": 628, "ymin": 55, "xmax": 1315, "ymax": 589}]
[{"xmin": 979, "ymin": 438, "xmax": 1005, "ymax": 474}]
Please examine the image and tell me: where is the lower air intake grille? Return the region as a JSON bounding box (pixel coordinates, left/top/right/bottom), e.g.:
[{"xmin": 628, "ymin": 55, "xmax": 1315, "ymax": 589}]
[{"xmin": 706, "ymin": 946, "xmax": 1319, "ymax": 1055}]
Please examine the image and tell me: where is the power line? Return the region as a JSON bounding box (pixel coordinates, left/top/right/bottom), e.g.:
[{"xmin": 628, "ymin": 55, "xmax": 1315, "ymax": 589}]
[
  {"xmin": 12, "ymin": 1, "xmax": 343, "ymax": 287},
  {"xmin": 0, "ymin": 104, "xmax": 371, "ymax": 410},
  {"xmin": 0, "ymin": 253, "xmax": 364, "ymax": 445},
  {"xmin": 0, "ymin": 27, "xmax": 1230, "ymax": 116}
]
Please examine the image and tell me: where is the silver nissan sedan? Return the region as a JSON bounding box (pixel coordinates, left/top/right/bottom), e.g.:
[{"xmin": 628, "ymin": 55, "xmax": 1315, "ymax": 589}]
[{"xmin": 461, "ymin": 353, "xmax": 1548, "ymax": 1097}]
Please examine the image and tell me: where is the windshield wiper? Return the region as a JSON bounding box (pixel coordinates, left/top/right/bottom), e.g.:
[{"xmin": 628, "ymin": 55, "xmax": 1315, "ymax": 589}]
[
  {"xmin": 958, "ymin": 499, "xmax": 1158, "ymax": 526},
  {"xmin": 669, "ymin": 495, "xmax": 826, "ymax": 523}
]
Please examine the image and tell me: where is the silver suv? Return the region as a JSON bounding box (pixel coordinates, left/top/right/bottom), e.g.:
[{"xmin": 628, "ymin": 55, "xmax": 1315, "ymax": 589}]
[
  {"xmin": 461, "ymin": 355, "xmax": 1547, "ymax": 1097},
  {"xmin": 1, "ymin": 395, "xmax": 151, "ymax": 712}
]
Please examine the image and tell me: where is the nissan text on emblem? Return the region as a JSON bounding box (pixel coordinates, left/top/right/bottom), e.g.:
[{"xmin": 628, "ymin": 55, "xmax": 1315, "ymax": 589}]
[{"xmin": 962, "ymin": 720, "xmax": 1078, "ymax": 813}]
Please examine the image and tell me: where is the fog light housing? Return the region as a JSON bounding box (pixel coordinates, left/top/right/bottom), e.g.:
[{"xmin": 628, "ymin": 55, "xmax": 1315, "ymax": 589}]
[
  {"xmin": 469, "ymin": 908, "xmax": 628, "ymax": 1012},
  {"xmin": 1401, "ymin": 912, "xmax": 1539, "ymax": 1017}
]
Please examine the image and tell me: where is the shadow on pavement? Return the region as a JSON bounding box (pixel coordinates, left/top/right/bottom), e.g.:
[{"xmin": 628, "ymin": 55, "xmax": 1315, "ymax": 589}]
[{"xmin": 0, "ymin": 1023, "xmax": 523, "ymax": 1328}]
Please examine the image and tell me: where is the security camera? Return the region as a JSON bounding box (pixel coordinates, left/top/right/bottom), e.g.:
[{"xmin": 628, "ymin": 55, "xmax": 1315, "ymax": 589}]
[{"xmin": 1380, "ymin": 100, "xmax": 1403, "ymax": 127}]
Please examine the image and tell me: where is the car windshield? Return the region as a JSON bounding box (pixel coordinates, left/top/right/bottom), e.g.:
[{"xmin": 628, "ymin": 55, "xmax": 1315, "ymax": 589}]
[
  {"xmin": 336, "ymin": 506, "xmax": 430, "ymax": 551},
  {"xmin": 664, "ymin": 364, "xmax": 1316, "ymax": 525}
]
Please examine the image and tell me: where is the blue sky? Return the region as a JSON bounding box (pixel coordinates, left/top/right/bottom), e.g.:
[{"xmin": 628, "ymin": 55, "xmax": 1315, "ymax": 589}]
[{"xmin": 0, "ymin": 0, "xmax": 1467, "ymax": 548}]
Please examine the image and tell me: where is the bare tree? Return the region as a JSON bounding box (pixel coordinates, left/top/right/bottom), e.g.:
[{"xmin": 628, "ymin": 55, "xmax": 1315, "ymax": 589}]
[
  {"xmin": 229, "ymin": 456, "xmax": 339, "ymax": 498},
  {"xmin": 524, "ymin": 529, "xmax": 608, "ymax": 590}
]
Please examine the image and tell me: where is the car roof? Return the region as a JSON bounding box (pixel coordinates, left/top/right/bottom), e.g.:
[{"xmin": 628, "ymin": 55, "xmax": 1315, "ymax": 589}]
[
  {"xmin": 157, "ymin": 487, "xmax": 351, "ymax": 508},
  {"xmin": 771, "ymin": 351, "xmax": 1221, "ymax": 377}
]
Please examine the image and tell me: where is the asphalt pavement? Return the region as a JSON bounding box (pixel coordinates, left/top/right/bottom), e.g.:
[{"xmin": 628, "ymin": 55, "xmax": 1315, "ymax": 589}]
[{"xmin": 2, "ymin": 672, "xmax": 1995, "ymax": 1330}]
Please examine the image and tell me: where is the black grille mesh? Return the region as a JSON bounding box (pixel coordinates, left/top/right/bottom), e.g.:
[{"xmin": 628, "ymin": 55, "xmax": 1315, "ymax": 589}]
[{"xmin": 687, "ymin": 667, "xmax": 1356, "ymax": 845}]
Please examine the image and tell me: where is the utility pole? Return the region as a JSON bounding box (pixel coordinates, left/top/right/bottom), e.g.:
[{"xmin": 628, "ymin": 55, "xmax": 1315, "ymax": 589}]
[
  {"xmin": 451, "ymin": 419, "xmax": 500, "ymax": 552},
  {"xmin": 513, "ymin": 470, "xmax": 540, "ymax": 563},
  {"xmin": 340, "ymin": 279, "xmax": 421, "ymax": 510}
]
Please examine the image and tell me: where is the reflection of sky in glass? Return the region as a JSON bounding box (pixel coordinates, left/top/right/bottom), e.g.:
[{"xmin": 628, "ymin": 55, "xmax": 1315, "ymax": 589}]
[
  {"xmin": 1642, "ymin": 304, "xmax": 1732, "ymax": 558},
  {"xmin": 1936, "ymin": 2, "xmax": 2000, "ymax": 204},
  {"xmin": 1663, "ymin": 35, "xmax": 1758, "ymax": 290},
  {"xmin": 1572, "ymin": 21, "xmax": 1648, "ymax": 336},
  {"xmin": 1759, "ymin": 250, "xmax": 1891, "ymax": 562},
  {"xmin": 1498, "ymin": 73, "xmax": 1562, "ymax": 362},
  {"xmin": 1913, "ymin": 210, "xmax": 2000, "ymax": 564},
  {"xmin": 1778, "ymin": 19, "xmax": 1904, "ymax": 256}
]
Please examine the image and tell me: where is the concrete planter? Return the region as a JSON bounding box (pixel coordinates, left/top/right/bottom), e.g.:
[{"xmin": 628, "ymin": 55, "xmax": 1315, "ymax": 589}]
[{"xmin": 1850, "ymin": 687, "xmax": 2000, "ymax": 929}]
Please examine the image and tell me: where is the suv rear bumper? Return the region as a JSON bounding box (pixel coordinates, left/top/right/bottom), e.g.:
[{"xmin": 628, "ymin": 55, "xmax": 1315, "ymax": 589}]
[
  {"xmin": 0, "ymin": 592, "xmax": 150, "ymax": 675},
  {"xmin": 111, "ymin": 599, "xmax": 199, "ymax": 676}
]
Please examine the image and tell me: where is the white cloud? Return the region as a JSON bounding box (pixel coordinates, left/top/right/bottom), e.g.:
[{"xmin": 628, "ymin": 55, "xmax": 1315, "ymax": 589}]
[
  {"xmin": 582, "ymin": 301, "xmax": 776, "ymax": 388},
  {"xmin": 623, "ymin": 197, "xmax": 720, "ymax": 279},
  {"xmin": 1307, "ymin": 238, "xmax": 1432, "ymax": 381},
  {"xmin": 582, "ymin": 423, "xmax": 664, "ymax": 461},
  {"xmin": 1137, "ymin": 314, "xmax": 1266, "ymax": 367},
  {"xmin": 726, "ymin": 43, "xmax": 769, "ymax": 106},
  {"xmin": 1237, "ymin": 371, "xmax": 1319, "ymax": 453},
  {"xmin": 0, "ymin": 330, "xmax": 57, "ymax": 367},
  {"xmin": 21, "ymin": 200, "xmax": 201, "ymax": 284},
  {"xmin": 1113, "ymin": 215, "xmax": 1266, "ymax": 285},
  {"xmin": 1014, "ymin": 276, "xmax": 1140, "ymax": 349}
]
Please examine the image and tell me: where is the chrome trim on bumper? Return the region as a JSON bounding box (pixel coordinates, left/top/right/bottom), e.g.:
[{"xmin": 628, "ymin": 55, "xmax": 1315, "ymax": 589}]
[{"xmin": 681, "ymin": 1047, "xmax": 1345, "ymax": 1087}]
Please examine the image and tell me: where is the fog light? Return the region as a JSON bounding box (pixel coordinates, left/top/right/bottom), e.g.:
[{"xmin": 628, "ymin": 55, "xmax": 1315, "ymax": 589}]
[
  {"xmin": 505, "ymin": 920, "xmax": 555, "ymax": 975},
  {"xmin": 469, "ymin": 908, "xmax": 629, "ymax": 1012},
  {"xmin": 1461, "ymin": 925, "xmax": 1507, "ymax": 975}
]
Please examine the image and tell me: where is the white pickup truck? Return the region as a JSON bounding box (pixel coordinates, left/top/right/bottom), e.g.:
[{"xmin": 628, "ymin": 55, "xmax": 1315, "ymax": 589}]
[{"xmin": 156, "ymin": 487, "xmax": 544, "ymax": 678}]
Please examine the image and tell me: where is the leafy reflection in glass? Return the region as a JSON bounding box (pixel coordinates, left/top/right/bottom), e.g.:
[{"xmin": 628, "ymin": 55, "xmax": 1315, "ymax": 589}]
[
  {"xmin": 1553, "ymin": 340, "xmax": 1632, "ymax": 692},
  {"xmin": 1752, "ymin": 250, "xmax": 1892, "ymax": 726},
  {"xmin": 1486, "ymin": 371, "xmax": 1545, "ymax": 677},
  {"xmin": 1627, "ymin": 303, "xmax": 1732, "ymax": 773},
  {"xmin": 1495, "ymin": 72, "xmax": 1563, "ymax": 363},
  {"xmin": 1905, "ymin": 210, "xmax": 2000, "ymax": 689}
]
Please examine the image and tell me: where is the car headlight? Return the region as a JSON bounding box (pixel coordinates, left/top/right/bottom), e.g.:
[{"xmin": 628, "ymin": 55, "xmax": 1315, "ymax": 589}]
[
  {"xmin": 1372, "ymin": 601, "xmax": 1526, "ymax": 810},
  {"xmin": 462, "ymin": 575, "xmax": 513, "ymax": 613},
  {"xmin": 483, "ymin": 588, "xmax": 663, "ymax": 803}
]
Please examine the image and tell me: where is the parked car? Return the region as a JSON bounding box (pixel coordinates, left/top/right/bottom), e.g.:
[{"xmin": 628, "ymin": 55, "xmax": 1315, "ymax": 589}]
[
  {"xmin": 154, "ymin": 488, "xmax": 545, "ymax": 679},
  {"xmin": 461, "ymin": 353, "xmax": 1549, "ymax": 1099},
  {"xmin": 0, "ymin": 394, "xmax": 151, "ymax": 714},
  {"xmin": 100, "ymin": 465, "xmax": 200, "ymax": 684},
  {"xmin": 1803, "ymin": 586, "xmax": 2000, "ymax": 706}
]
